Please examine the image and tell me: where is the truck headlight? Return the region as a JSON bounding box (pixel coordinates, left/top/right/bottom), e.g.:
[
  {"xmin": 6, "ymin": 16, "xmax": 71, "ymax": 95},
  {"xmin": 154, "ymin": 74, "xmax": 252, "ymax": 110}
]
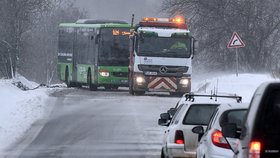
[
  {"xmin": 99, "ymin": 71, "xmax": 109, "ymax": 77},
  {"xmin": 136, "ymin": 76, "xmax": 145, "ymax": 83},
  {"xmin": 180, "ymin": 78, "xmax": 189, "ymax": 85}
]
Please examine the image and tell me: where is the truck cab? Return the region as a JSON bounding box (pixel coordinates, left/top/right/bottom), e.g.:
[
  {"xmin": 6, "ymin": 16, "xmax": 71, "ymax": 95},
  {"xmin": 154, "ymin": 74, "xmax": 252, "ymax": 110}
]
[{"xmin": 129, "ymin": 17, "xmax": 195, "ymax": 95}]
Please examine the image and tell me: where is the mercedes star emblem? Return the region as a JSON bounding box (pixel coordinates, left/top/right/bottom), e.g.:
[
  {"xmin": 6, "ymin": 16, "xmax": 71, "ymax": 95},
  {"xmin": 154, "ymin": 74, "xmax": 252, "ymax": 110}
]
[{"xmin": 159, "ymin": 66, "xmax": 168, "ymax": 74}]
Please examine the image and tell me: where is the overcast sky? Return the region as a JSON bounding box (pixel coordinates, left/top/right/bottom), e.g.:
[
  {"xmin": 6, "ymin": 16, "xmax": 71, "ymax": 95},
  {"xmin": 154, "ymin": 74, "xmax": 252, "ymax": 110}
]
[{"xmin": 75, "ymin": 0, "xmax": 166, "ymax": 23}]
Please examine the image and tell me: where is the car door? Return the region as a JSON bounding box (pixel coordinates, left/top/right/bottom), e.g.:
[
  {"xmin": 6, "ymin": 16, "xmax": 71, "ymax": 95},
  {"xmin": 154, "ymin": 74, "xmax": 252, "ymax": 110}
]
[
  {"xmin": 162, "ymin": 104, "xmax": 185, "ymax": 149},
  {"xmin": 197, "ymin": 109, "xmax": 219, "ymax": 158},
  {"xmin": 182, "ymin": 104, "xmax": 219, "ymax": 152}
]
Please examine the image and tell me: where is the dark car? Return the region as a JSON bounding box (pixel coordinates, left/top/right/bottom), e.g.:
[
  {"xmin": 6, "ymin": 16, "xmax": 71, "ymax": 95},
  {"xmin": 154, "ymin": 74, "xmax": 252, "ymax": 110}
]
[{"xmin": 222, "ymin": 82, "xmax": 280, "ymax": 158}]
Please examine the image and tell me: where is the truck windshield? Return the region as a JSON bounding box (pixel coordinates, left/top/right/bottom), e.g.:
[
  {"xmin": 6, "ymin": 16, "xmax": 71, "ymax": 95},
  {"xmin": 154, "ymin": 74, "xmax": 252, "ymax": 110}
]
[
  {"xmin": 137, "ymin": 35, "xmax": 191, "ymax": 58},
  {"xmin": 98, "ymin": 28, "xmax": 130, "ymax": 66}
]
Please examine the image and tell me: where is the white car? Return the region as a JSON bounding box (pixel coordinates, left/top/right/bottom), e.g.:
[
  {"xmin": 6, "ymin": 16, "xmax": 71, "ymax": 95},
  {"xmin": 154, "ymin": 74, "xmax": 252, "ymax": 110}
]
[
  {"xmin": 158, "ymin": 93, "xmax": 242, "ymax": 158},
  {"xmin": 193, "ymin": 103, "xmax": 249, "ymax": 158}
]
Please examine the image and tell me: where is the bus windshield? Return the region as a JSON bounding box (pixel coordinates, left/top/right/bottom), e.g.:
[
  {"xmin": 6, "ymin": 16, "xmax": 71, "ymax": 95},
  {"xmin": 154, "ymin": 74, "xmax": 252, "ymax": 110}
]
[
  {"xmin": 137, "ymin": 35, "xmax": 191, "ymax": 58},
  {"xmin": 99, "ymin": 28, "xmax": 130, "ymax": 66}
]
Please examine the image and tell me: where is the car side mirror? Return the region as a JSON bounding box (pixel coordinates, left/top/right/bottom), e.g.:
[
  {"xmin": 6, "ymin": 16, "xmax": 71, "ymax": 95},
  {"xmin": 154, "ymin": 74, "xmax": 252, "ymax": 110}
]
[
  {"xmin": 192, "ymin": 126, "xmax": 204, "ymax": 141},
  {"xmin": 168, "ymin": 108, "xmax": 176, "ymax": 117},
  {"xmin": 222, "ymin": 123, "xmax": 238, "ymax": 138},
  {"xmin": 158, "ymin": 118, "xmax": 170, "ymax": 126},
  {"xmin": 160, "ymin": 113, "xmax": 171, "ymax": 120}
]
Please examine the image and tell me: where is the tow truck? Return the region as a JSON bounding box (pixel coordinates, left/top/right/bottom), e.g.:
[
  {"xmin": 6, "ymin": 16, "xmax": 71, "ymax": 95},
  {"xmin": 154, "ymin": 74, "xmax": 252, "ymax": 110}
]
[{"xmin": 128, "ymin": 16, "xmax": 195, "ymax": 95}]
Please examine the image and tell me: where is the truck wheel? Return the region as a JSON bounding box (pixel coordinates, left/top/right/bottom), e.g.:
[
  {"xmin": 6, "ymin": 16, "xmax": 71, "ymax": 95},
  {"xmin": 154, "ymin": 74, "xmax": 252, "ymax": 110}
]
[
  {"xmin": 134, "ymin": 91, "xmax": 145, "ymax": 95},
  {"xmin": 170, "ymin": 92, "xmax": 184, "ymax": 97},
  {"xmin": 87, "ymin": 71, "xmax": 97, "ymax": 91},
  {"xmin": 129, "ymin": 80, "xmax": 135, "ymax": 95}
]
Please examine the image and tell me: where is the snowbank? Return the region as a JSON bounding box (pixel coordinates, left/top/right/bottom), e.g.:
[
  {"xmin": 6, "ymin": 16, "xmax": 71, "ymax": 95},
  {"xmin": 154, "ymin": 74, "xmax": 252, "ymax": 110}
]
[
  {"xmin": 0, "ymin": 78, "xmax": 49, "ymax": 153},
  {"xmin": 193, "ymin": 73, "xmax": 277, "ymax": 102}
]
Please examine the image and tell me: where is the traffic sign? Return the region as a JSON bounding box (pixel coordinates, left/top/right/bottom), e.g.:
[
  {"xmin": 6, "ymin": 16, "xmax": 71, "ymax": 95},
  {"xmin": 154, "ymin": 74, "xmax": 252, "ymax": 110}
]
[{"xmin": 227, "ymin": 32, "xmax": 245, "ymax": 48}]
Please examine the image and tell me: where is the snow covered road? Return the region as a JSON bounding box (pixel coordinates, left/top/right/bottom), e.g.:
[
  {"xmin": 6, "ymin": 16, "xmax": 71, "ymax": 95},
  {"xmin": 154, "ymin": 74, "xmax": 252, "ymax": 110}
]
[
  {"xmin": 0, "ymin": 73, "xmax": 277, "ymax": 158},
  {"xmin": 6, "ymin": 89, "xmax": 179, "ymax": 158}
]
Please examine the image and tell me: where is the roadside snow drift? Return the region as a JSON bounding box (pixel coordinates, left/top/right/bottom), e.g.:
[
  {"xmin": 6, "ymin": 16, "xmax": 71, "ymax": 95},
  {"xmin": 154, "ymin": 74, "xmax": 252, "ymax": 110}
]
[
  {"xmin": 0, "ymin": 79, "xmax": 49, "ymax": 153},
  {"xmin": 194, "ymin": 73, "xmax": 277, "ymax": 102}
]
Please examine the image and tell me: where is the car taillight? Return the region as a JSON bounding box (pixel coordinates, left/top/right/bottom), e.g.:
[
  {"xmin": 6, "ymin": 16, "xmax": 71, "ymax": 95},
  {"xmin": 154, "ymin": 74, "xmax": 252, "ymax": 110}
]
[
  {"xmin": 211, "ymin": 129, "xmax": 230, "ymax": 149},
  {"xmin": 249, "ymin": 141, "xmax": 261, "ymax": 158},
  {"xmin": 175, "ymin": 130, "xmax": 184, "ymax": 144}
]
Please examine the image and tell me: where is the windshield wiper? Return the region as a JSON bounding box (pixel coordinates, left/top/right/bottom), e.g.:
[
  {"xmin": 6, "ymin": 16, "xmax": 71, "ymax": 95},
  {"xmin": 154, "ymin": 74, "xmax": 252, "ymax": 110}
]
[{"xmin": 138, "ymin": 50, "xmax": 153, "ymax": 55}]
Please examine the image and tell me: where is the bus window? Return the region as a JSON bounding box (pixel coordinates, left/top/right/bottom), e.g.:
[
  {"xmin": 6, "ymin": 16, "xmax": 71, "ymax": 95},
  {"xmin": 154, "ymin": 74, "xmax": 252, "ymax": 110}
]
[{"xmin": 98, "ymin": 28, "xmax": 130, "ymax": 66}]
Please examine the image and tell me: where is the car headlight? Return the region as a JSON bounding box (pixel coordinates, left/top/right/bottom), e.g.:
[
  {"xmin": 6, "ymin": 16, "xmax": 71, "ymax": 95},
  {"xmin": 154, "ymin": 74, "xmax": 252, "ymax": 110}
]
[
  {"xmin": 180, "ymin": 78, "xmax": 189, "ymax": 85},
  {"xmin": 136, "ymin": 76, "xmax": 145, "ymax": 83},
  {"xmin": 99, "ymin": 71, "xmax": 109, "ymax": 77}
]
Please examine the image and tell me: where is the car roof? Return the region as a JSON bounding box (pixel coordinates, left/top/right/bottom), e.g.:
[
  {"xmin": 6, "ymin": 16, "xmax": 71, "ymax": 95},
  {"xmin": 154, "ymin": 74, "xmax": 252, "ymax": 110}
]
[{"xmin": 177, "ymin": 93, "xmax": 242, "ymax": 106}]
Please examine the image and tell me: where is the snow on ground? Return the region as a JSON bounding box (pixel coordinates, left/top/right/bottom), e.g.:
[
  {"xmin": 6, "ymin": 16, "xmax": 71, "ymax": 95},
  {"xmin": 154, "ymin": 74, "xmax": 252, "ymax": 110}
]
[
  {"xmin": 0, "ymin": 73, "xmax": 278, "ymax": 154},
  {"xmin": 193, "ymin": 73, "xmax": 278, "ymax": 102},
  {"xmin": 0, "ymin": 77, "xmax": 49, "ymax": 153}
]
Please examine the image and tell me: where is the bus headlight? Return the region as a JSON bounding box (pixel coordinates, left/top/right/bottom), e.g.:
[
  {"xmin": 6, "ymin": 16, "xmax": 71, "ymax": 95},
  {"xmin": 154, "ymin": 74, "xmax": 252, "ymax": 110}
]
[
  {"xmin": 99, "ymin": 71, "xmax": 110, "ymax": 77},
  {"xmin": 180, "ymin": 78, "xmax": 189, "ymax": 85},
  {"xmin": 136, "ymin": 76, "xmax": 145, "ymax": 84}
]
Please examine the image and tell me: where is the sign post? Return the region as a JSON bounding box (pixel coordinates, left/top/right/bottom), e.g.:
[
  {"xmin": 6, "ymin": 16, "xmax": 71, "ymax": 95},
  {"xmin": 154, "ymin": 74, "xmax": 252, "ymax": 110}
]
[{"xmin": 227, "ymin": 32, "xmax": 245, "ymax": 77}]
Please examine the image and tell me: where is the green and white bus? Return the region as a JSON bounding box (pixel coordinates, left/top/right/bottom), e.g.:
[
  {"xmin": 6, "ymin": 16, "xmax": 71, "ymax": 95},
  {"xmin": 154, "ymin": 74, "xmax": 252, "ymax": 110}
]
[{"xmin": 57, "ymin": 19, "xmax": 131, "ymax": 90}]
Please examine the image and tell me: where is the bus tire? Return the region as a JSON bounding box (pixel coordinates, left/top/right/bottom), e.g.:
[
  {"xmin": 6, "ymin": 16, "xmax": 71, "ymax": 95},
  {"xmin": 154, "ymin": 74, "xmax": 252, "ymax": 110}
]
[
  {"xmin": 104, "ymin": 85, "xmax": 112, "ymax": 90},
  {"xmin": 87, "ymin": 70, "xmax": 97, "ymax": 91},
  {"xmin": 111, "ymin": 85, "xmax": 118, "ymax": 90}
]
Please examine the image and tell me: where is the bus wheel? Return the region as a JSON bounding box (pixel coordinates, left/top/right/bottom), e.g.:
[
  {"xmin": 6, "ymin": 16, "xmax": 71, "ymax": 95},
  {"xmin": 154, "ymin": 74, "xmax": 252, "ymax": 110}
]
[
  {"xmin": 104, "ymin": 85, "xmax": 112, "ymax": 90},
  {"xmin": 111, "ymin": 85, "xmax": 118, "ymax": 90},
  {"xmin": 65, "ymin": 69, "xmax": 71, "ymax": 88},
  {"xmin": 87, "ymin": 71, "xmax": 97, "ymax": 91}
]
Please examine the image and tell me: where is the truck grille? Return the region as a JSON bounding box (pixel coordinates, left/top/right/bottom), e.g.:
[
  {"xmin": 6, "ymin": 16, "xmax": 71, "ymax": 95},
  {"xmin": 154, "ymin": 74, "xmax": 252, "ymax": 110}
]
[{"xmin": 138, "ymin": 65, "xmax": 189, "ymax": 77}]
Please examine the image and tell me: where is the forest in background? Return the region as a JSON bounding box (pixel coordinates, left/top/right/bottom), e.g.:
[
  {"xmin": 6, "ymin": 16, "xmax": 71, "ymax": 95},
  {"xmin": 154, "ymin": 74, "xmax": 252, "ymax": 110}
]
[
  {"xmin": 1, "ymin": 0, "xmax": 280, "ymax": 84},
  {"xmin": 162, "ymin": 0, "xmax": 280, "ymax": 74},
  {"xmin": 0, "ymin": 0, "xmax": 86, "ymax": 83}
]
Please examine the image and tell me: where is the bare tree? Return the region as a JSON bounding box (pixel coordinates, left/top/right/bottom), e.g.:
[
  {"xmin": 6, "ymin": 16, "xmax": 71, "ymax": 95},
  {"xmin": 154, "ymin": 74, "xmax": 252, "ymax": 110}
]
[
  {"xmin": 0, "ymin": 0, "xmax": 51, "ymax": 78},
  {"xmin": 162, "ymin": 0, "xmax": 280, "ymax": 73},
  {"xmin": 20, "ymin": 0, "xmax": 87, "ymax": 84}
]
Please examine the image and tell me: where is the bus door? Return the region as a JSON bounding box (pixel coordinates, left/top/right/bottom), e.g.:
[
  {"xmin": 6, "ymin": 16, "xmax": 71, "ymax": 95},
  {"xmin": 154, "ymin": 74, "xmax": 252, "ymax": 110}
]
[{"xmin": 72, "ymin": 28, "xmax": 78, "ymax": 82}]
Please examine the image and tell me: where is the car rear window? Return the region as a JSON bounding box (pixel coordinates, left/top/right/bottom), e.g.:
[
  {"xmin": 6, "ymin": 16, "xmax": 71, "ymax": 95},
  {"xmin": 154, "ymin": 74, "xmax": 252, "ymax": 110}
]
[
  {"xmin": 219, "ymin": 109, "xmax": 247, "ymax": 128},
  {"xmin": 183, "ymin": 104, "xmax": 219, "ymax": 125}
]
